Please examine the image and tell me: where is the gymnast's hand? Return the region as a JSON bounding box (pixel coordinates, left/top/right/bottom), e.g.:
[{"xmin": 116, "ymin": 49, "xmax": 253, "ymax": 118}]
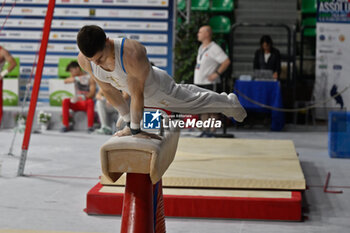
[
  {"xmin": 133, "ymin": 131, "xmax": 162, "ymax": 140},
  {"xmin": 114, "ymin": 126, "xmax": 131, "ymax": 137},
  {"xmin": 114, "ymin": 126, "xmax": 161, "ymax": 140}
]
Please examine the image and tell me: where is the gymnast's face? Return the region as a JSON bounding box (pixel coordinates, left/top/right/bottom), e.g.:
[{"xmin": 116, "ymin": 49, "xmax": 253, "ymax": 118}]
[
  {"xmin": 88, "ymin": 48, "xmax": 108, "ymax": 66},
  {"xmin": 197, "ymin": 27, "xmax": 208, "ymax": 42},
  {"xmin": 69, "ymin": 67, "xmax": 81, "ymax": 77},
  {"xmin": 262, "ymin": 42, "xmax": 271, "ymax": 53}
]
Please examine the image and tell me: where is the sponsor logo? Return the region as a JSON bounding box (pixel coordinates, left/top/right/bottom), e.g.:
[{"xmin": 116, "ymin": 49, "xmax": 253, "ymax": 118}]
[
  {"xmin": 8, "ymin": 32, "xmax": 20, "ymax": 36},
  {"xmin": 3, "ymin": 90, "xmax": 19, "ymax": 106},
  {"xmin": 107, "ymin": 10, "xmax": 119, "ymax": 17},
  {"xmin": 319, "ymin": 35, "xmax": 326, "ymax": 41},
  {"xmin": 90, "ymin": 9, "xmax": 96, "ymax": 16},
  {"xmin": 333, "ymin": 65, "xmax": 342, "ymax": 70},
  {"xmin": 20, "ymin": 45, "xmax": 34, "ymax": 49},
  {"xmin": 143, "ymin": 110, "xmax": 161, "ymax": 129},
  {"xmin": 63, "ymin": 46, "xmax": 77, "ymax": 51},
  {"xmin": 21, "ymin": 8, "xmax": 33, "ymax": 13},
  {"xmin": 103, "ymin": 0, "xmax": 113, "ymax": 3},
  {"xmin": 61, "ymin": 34, "xmax": 76, "ymax": 38},
  {"xmin": 63, "ymin": 10, "xmax": 80, "ymax": 15},
  {"xmin": 339, "ymin": 34, "xmax": 345, "ymax": 42},
  {"xmin": 22, "ymin": 68, "xmax": 32, "ymax": 73},
  {"xmin": 126, "ymin": 24, "xmax": 141, "ymax": 28},
  {"xmin": 130, "ymin": 35, "xmax": 140, "ymax": 40},
  {"xmin": 50, "ymin": 91, "xmax": 74, "ymax": 106},
  {"xmin": 152, "ymin": 12, "xmax": 166, "ymax": 17}
]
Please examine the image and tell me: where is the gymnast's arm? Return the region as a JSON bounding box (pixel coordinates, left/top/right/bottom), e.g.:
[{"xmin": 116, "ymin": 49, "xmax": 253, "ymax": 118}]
[
  {"xmin": 85, "ymin": 77, "xmax": 96, "ymax": 99},
  {"xmin": 123, "ymin": 39, "xmax": 161, "ymax": 140},
  {"xmin": 0, "ymin": 48, "xmax": 16, "ymax": 78},
  {"xmin": 77, "ymin": 53, "xmax": 130, "ymax": 117}
]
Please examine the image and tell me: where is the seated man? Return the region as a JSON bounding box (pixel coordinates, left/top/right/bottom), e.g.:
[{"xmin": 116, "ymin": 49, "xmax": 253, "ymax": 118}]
[{"xmin": 61, "ymin": 61, "xmax": 96, "ymax": 133}]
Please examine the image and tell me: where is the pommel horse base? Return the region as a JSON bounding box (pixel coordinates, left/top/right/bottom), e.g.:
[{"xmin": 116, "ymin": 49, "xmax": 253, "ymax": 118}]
[{"xmin": 98, "ymin": 128, "xmax": 180, "ymax": 233}]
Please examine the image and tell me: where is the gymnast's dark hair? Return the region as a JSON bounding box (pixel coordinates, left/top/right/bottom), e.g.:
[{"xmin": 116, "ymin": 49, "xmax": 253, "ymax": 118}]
[
  {"xmin": 66, "ymin": 61, "xmax": 80, "ymax": 72},
  {"xmin": 260, "ymin": 35, "xmax": 273, "ymax": 47},
  {"xmin": 77, "ymin": 25, "xmax": 106, "ymax": 58}
]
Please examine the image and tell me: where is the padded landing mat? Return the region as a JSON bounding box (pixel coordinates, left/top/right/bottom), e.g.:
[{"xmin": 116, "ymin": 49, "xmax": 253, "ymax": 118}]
[{"xmin": 101, "ymin": 138, "xmax": 306, "ymax": 190}]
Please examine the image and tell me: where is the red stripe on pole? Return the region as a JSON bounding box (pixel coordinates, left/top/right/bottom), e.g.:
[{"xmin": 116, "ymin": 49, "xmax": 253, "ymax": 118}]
[{"xmin": 21, "ymin": 0, "xmax": 55, "ymax": 151}]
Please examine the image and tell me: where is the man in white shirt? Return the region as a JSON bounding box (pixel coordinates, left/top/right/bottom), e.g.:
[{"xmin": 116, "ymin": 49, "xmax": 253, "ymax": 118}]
[
  {"xmin": 194, "ymin": 25, "xmax": 231, "ymax": 137},
  {"xmin": 194, "ymin": 25, "xmax": 231, "ymax": 91}
]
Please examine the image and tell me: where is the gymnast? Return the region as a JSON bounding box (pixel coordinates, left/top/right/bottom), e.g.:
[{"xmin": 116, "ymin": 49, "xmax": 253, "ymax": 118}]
[{"xmin": 76, "ymin": 25, "xmax": 247, "ymax": 139}]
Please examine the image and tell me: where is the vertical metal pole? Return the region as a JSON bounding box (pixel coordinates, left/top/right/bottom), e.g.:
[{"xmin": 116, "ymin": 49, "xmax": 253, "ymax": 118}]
[
  {"xmin": 121, "ymin": 173, "xmax": 154, "ymax": 233},
  {"xmin": 300, "ymin": 27, "xmax": 305, "ymax": 78},
  {"xmin": 287, "ymin": 26, "xmax": 291, "ymax": 82},
  {"xmin": 186, "ymin": 0, "xmax": 191, "ymax": 23},
  {"xmin": 17, "ymin": 0, "xmax": 56, "ymax": 176}
]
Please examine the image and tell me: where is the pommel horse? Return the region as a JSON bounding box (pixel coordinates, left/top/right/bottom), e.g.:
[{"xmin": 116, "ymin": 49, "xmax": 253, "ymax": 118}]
[{"xmin": 100, "ymin": 127, "xmax": 180, "ymax": 233}]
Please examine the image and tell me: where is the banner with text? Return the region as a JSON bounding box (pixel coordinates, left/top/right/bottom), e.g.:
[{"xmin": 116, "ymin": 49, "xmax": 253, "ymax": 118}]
[
  {"xmin": 315, "ymin": 0, "xmax": 350, "ymax": 118},
  {"xmin": 0, "ymin": 0, "xmax": 174, "ymax": 104}
]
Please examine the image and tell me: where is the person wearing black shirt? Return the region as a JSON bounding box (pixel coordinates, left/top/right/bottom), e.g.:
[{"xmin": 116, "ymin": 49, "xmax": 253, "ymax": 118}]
[{"xmin": 253, "ymin": 35, "xmax": 281, "ymax": 80}]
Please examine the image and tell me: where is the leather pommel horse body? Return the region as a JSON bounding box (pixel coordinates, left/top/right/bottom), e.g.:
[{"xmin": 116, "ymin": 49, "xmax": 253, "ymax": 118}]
[{"xmin": 100, "ymin": 129, "xmax": 180, "ymax": 233}]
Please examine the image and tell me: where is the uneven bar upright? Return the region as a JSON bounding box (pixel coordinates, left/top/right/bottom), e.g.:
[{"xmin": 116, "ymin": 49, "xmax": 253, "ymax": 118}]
[{"xmin": 18, "ymin": 0, "xmax": 56, "ymax": 176}]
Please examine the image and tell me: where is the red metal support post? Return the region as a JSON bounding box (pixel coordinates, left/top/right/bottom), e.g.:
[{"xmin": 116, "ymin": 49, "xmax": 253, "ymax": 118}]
[
  {"xmin": 17, "ymin": 0, "xmax": 56, "ymax": 176},
  {"xmin": 121, "ymin": 173, "xmax": 154, "ymax": 233}
]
